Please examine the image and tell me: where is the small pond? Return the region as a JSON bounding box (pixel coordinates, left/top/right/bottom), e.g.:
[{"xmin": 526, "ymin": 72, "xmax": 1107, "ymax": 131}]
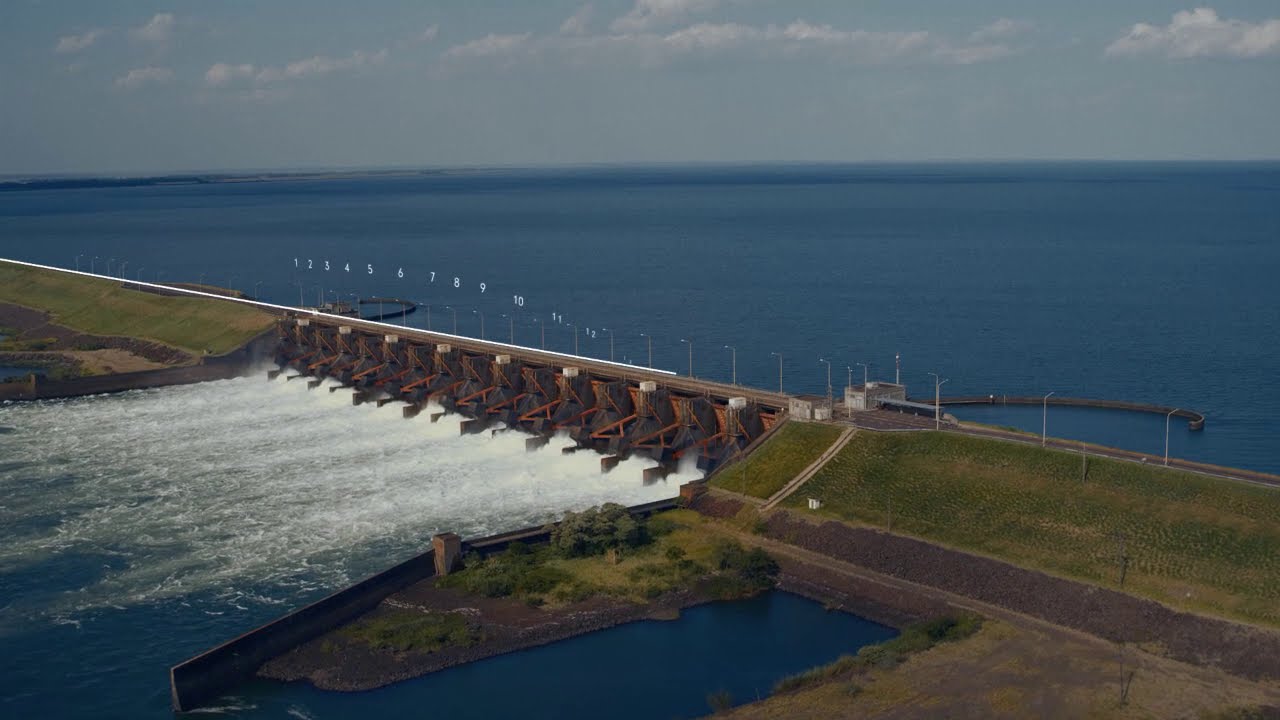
[{"xmin": 231, "ymin": 591, "xmax": 897, "ymax": 719}]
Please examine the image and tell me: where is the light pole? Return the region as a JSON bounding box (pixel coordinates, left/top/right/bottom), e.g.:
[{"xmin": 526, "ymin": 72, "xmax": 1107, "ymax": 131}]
[
  {"xmin": 533, "ymin": 317, "xmax": 545, "ymax": 349},
  {"xmin": 602, "ymin": 328, "xmax": 615, "ymax": 362},
  {"xmin": 681, "ymin": 338, "xmax": 694, "ymax": 377},
  {"xmin": 856, "ymin": 362, "xmax": 868, "ymax": 387},
  {"xmin": 770, "ymin": 352, "xmax": 783, "ymax": 393},
  {"xmin": 445, "ymin": 305, "xmax": 457, "ymax": 334},
  {"xmin": 91, "ymin": 256, "xmax": 99, "ymax": 274},
  {"xmin": 1042, "ymin": 391, "xmax": 1055, "ymax": 447},
  {"xmin": 640, "ymin": 333, "xmax": 654, "ymax": 368},
  {"xmin": 502, "ymin": 314, "xmax": 515, "ymax": 343},
  {"xmin": 75, "ymin": 254, "xmax": 83, "ymax": 272},
  {"xmin": 136, "ymin": 267, "xmax": 144, "ymax": 289},
  {"xmin": 1165, "ymin": 408, "xmax": 1178, "ymax": 466},
  {"xmin": 818, "ymin": 357, "xmax": 833, "ymax": 412},
  {"xmin": 846, "ymin": 365, "xmax": 853, "ymax": 389},
  {"xmin": 928, "ymin": 372, "xmax": 949, "ymax": 430},
  {"xmin": 568, "ymin": 323, "xmax": 579, "ymax": 355},
  {"xmin": 119, "ymin": 260, "xmax": 128, "ymax": 279},
  {"xmin": 473, "ymin": 309, "xmax": 485, "ymax": 340},
  {"xmin": 724, "ymin": 345, "xmax": 737, "ymax": 385},
  {"xmin": 107, "ymin": 258, "xmax": 115, "ymax": 276}
]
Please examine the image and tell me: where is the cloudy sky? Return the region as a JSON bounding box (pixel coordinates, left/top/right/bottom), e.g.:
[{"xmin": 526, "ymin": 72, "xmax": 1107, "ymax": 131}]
[{"xmin": 3, "ymin": 1, "xmax": 1279, "ymax": 174}]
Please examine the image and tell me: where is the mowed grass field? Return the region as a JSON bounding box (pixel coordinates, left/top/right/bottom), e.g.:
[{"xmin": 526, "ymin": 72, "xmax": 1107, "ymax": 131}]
[
  {"xmin": 0, "ymin": 262, "xmax": 274, "ymax": 355},
  {"xmin": 786, "ymin": 431, "xmax": 1280, "ymax": 627},
  {"xmin": 713, "ymin": 421, "xmax": 845, "ymax": 498}
]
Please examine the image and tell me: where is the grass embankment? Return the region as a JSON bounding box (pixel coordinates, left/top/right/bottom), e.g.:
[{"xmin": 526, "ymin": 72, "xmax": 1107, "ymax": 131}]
[
  {"xmin": 786, "ymin": 432, "xmax": 1280, "ymax": 626},
  {"xmin": 713, "ymin": 421, "xmax": 845, "ymax": 499},
  {"xmin": 717, "ymin": 617, "xmax": 1280, "ymax": 720},
  {"xmin": 337, "ymin": 609, "xmax": 480, "ymax": 654},
  {"xmin": 0, "ymin": 262, "xmax": 274, "ymax": 356},
  {"xmin": 438, "ymin": 507, "xmax": 778, "ymax": 606}
]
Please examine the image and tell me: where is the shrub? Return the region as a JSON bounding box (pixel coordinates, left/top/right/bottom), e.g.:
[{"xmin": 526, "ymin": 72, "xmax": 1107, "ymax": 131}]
[{"xmin": 549, "ymin": 503, "xmax": 651, "ymax": 558}]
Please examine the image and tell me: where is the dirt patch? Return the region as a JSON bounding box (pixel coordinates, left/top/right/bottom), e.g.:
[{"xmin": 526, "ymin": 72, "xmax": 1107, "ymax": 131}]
[
  {"xmin": 258, "ymin": 580, "xmax": 704, "ymax": 691},
  {"xmin": 0, "ymin": 301, "xmax": 192, "ymax": 373},
  {"xmin": 694, "ymin": 492, "xmax": 1280, "ymax": 683}
]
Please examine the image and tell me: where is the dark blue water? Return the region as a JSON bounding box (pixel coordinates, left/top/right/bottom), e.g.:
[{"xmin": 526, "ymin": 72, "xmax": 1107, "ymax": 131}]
[
  {"xmin": 1, "ymin": 164, "xmax": 1278, "ymax": 718},
  {"xmin": 0, "ymin": 365, "xmax": 42, "ymax": 381},
  {"xmin": 230, "ymin": 591, "xmax": 895, "ymax": 719}
]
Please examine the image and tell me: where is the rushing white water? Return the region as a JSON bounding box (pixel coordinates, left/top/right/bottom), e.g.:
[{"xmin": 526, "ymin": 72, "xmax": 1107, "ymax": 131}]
[{"xmin": 0, "ymin": 372, "xmax": 688, "ymax": 626}]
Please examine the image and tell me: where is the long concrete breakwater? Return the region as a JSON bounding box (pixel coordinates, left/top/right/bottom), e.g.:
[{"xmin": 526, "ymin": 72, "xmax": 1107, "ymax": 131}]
[
  {"xmin": 916, "ymin": 394, "xmax": 1206, "ymax": 430},
  {"xmin": 168, "ymin": 496, "xmax": 685, "ymax": 712}
]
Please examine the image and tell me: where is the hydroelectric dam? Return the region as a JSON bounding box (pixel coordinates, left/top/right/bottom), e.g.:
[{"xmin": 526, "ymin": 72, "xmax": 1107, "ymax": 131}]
[{"xmin": 270, "ymin": 312, "xmax": 785, "ymax": 478}]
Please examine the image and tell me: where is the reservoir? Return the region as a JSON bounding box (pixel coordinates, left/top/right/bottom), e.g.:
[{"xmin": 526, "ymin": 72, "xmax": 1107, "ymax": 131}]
[{"xmin": 235, "ymin": 591, "xmax": 897, "ymax": 719}]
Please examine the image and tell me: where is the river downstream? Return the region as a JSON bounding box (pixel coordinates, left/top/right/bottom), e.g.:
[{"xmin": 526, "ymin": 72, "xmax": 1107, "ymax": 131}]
[{"xmin": 0, "ymin": 374, "xmax": 690, "ymax": 718}]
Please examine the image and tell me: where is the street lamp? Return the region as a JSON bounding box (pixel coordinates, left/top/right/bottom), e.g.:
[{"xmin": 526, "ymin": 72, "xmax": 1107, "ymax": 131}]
[
  {"xmin": 473, "ymin": 309, "xmax": 485, "ymax": 340},
  {"xmin": 107, "ymin": 258, "xmax": 115, "ymax": 276},
  {"xmin": 502, "ymin": 313, "xmax": 515, "ymax": 343},
  {"xmin": 724, "ymin": 345, "xmax": 737, "ymax": 385},
  {"xmin": 119, "ymin": 260, "xmax": 128, "ymax": 279},
  {"xmin": 855, "ymin": 362, "xmax": 868, "ymax": 387},
  {"xmin": 569, "ymin": 323, "xmax": 579, "ymax": 355},
  {"xmin": 602, "ymin": 327, "xmax": 615, "ymax": 362},
  {"xmin": 681, "ymin": 338, "xmax": 694, "ymax": 377},
  {"xmin": 445, "ymin": 305, "xmax": 458, "ymax": 334},
  {"xmin": 75, "ymin": 254, "xmax": 83, "ymax": 272},
  {"xmin": 928, "ymin": 372, "xmax": 949, "ymax": 430},
  {"xmin": 1042, "ymin": 391, "xmax": 1056, "ymax": 447},
  {"xmin": 770, "ymin": 351, "xmax": 783, "ymax": 393},
  {"xmin": 640, "ymin": 332, "xmax": 654, "ymax": 368},
  {"xmin": 91, "ymin": 256, "xmax": 99, "ymax": 274},
  {"xmin": 533, "ymin": 317, "xmax": 546, "ymax": 349},
  {"xmin": 1165, "ymin": 408, "xmax": 1179, "ymax": 466},
  {"xmin": 136, "ymin": 267, "xmax": 144, "ymax": 286},
  {"xmin": 818, "ymin": 357, "xmax": 833, "ymax": 412}
]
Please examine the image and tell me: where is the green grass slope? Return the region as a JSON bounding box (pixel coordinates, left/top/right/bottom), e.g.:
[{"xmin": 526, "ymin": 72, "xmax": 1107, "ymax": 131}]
[
  {"xmin": 787, "ymin": 431, "xmax": 1280, "ymax": 627},
  {"xmin": 0, "ymin": 262, "xmax": 274, "ymax": 356},
  {"xmin": 714, "ymin": 421, "xmax": 845, "ymax": 499}
]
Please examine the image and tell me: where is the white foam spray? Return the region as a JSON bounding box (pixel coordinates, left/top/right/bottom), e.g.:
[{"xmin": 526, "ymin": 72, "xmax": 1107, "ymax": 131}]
[{"xmin": 0, "ymin": 374, "xmax": 694, "ymax": 626}]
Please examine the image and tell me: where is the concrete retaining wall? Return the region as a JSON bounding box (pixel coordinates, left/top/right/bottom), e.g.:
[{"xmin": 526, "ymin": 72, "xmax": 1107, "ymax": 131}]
[{"xmin": 170, "ymin": 496, "xmax": 682, "ymax": 712}]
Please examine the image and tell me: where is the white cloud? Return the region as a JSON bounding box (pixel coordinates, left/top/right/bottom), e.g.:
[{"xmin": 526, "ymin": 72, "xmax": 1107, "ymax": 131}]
[
  {"xmin": 443, "ymin": 33, "xmax": 532, "ymax": 59},
  {"xmin": 970, "ymin": 18, "xmax": 1033, "ymax": 44},
  {"xmin": 561, "ymin": 4, "xmax": 594, "ymax": 36},
  {"xmin": 610, "ymin": 0, "xmax": 721, "ymax": 33},
  {"xmin": 443, "ymin": 16, "xmax": 1020, "ymax": 68},
  {"xmin": 54, "ymin": 28, "xmax": 105, "ymax": 54},
  {"xmin": 205, "ymin": 62, "xmax": 256, "ymax": 87},
  {"xmin": 132, "ymin": 13, "xmax": 176, "ymax": 44},
  {"xmin": 420, "ymin": 25, "xmax": 440, "ymax": 42},
  {"xmin": 1106, "ymin": 7, "xmax": 1280, "ymax": 59},
  {"xmin": 255, "ymin": 49, "xmax": 389, "ymax": 83},
  {"xmin": 114, "ymin": 66, "xmax": 173, "ymax": 89}
]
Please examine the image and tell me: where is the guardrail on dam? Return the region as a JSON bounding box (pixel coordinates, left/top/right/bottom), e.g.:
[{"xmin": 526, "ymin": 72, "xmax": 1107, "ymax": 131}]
[{"xmin": 271, "ymin": 314, "xmax": 786, "ymax": 476}]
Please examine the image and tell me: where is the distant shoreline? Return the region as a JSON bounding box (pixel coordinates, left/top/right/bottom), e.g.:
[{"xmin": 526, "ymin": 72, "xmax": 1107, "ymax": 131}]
[{"xmin": 4, "ymin": 160, "xmax": 1278, "ymax": 193}]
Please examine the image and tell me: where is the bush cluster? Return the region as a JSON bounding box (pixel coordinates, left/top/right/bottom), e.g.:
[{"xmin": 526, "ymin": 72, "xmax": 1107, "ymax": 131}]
[{"xmin": 548, "ymin": 503, "xmax": 650, "ymax": 557}]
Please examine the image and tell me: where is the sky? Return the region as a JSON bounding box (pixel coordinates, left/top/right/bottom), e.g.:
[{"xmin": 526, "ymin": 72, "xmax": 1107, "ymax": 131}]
[{"xmin": 2, "ymin": 1, "xmax": 1279, "ymax": 174}]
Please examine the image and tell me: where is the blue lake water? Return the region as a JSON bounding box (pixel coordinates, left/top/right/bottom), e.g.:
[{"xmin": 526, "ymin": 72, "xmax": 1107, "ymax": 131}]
[
  {"xmin": 0, "ymin": 163, "xmax": 1278, "ymax": 718},
  {"xmin": 0, "ymin": 365, "xmax": 42, "ymax": 380},
  {"xmin": 233, "ymin": 591, "xmax": 896, "ymax": 720}
]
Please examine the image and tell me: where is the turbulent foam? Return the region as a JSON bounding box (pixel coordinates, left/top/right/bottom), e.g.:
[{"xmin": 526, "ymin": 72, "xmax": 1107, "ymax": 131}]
[{"xmin": 0, "ymin": 374, "xmax": 688, "ymax": 625}]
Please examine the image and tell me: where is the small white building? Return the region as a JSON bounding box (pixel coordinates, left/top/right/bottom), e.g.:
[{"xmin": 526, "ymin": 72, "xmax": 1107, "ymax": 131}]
[{"xmin": 845, "ymin": 382, "xmax": 908, "ymax": 411}]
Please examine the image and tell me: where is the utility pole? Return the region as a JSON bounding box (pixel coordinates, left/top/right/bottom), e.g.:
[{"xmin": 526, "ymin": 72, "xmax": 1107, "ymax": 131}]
[
  {"xmin": 603, "ymin": 328, "xmax": 615, "ymax": 362},
  {"xmin": 725, "ymin": 345, "xmax": 737, "ymax": 385},
  {"xmin": 1164, "ymin": 408, "xmax": 1178, "ymax": 466},
  {"xmin": 641, "ymin": 333, "xmax": 653, "ymax": 368},
  {"xmin": 1042, "ymin": 391, "xmax": 1055, "ymax": 447},
  {"xmin": 895, "ymin": 352, "xmax": 900, "ymax": 385},
  {"xmin": 928, "ymin": 372, "xmax": 948, "ymax": 430},
  {"xmin": 819, "ymin": 357, "xmax": 833, "ymax": 413},
  {"xmin": 771, "ymin": 352, "xmax": 783, "ymax": 393},
  {"xmin": 681, "ymin": 338, "xmax": 693, "ymax": 377},
  {"xmin": 856, "ymin": 362, "xmax": 868, "ymax": 388}
]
